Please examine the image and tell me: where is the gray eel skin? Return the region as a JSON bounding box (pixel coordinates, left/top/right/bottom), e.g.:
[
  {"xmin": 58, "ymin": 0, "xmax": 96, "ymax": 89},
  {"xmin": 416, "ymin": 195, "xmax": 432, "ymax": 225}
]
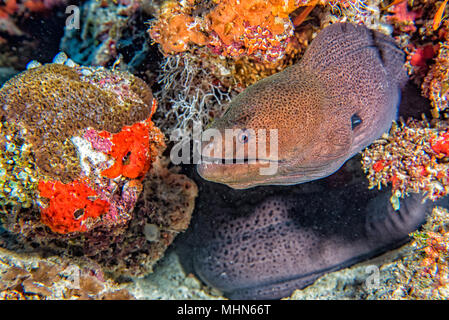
[
  {"xmin": 178, "ymin": 166, "xmax": 440, "ymax": 299},
  {"xmin": 197, "ymin": 22, "xmax": 407, "ymax": 189}
]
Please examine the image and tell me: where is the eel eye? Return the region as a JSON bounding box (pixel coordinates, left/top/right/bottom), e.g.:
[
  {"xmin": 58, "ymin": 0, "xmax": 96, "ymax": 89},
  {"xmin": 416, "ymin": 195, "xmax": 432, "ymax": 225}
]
[
  {"xmin": 238, "ymin": 129, "xmax": 250, "ymax": 144},
  {"xmin": 351, "ymin": 113, "xmax": 362, "ymax": 130}
]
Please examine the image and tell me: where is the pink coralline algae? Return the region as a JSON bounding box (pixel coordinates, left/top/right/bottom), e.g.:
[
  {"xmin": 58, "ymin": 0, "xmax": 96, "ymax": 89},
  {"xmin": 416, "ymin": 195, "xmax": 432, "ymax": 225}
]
[{"xmin": 83, "ymin": 129, "xmax": 113, "ymax": 154}]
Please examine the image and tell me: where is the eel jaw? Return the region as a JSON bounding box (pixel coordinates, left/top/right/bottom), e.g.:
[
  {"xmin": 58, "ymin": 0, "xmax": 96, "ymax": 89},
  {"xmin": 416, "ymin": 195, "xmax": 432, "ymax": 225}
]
[
  {"xmin": 196, "ymin": 155, "xmax": 350, "ymax": 189},
  {"xmin": 196, "ymin": 157, "xmax": 282, "ymax": 189}
]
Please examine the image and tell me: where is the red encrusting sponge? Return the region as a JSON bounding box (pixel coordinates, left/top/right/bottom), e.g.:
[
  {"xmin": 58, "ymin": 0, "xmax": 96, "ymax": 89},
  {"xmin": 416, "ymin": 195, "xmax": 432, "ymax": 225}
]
[{"xmin": 38, "ymin": 179, "xmax": 110, "ymax": 234}]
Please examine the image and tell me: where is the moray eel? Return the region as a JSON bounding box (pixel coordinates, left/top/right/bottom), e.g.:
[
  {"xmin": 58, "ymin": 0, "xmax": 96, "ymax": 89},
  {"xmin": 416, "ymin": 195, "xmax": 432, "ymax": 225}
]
[
  {"xmin": 197, "ymin": 23, "xmax": 407, "ymax": 189},
  {"xmin": 178, "ymin": 168, "xmax": 436, "ymax": 299}
]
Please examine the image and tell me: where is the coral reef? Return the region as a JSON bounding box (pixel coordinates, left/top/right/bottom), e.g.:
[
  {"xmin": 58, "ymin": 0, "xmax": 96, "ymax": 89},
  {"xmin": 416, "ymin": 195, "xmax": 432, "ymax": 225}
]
[
  {"xmin": 230, "ymin": 29, "xmax": 309, "ymax": 88},
  {"xmin": 0, "ymin": 0, "xmax": 70, "ymax": 70},
  {"xmin": 0, "ymin": 0, "xmax": 69, "ymax": 36},
  {"xmin": 149, "ymin": 0, "xmax": 306, "ymax": 62},
  {"xmin": 152, "ymin": 30, "xmax": 312, "ymax": 139},
  {"xmin": 151, "ymin": 6, "xmax": 314, "ymax": 139},
  {"xmin": 85, "ymin": 156, "xmax": 197, "ymax": 277},
  {"xmin": 148, "ymin": 0, "xmax": 391, "ymax": 62},
  {"xmin": 422, "ymin": 41, "xmax": 449, "ymax": 118},
  {"xmin": 288, "ymin": 205, "xmax": 448, "ymax": 299},
  {"xmin": 383, "ymin": 0, "xmax": 449, "ymax": 88},
  {"xmin": 38, "ymin": 179, "xmax": 111, "ymax": 234},
  {"xmin": 320, "ymin": 0, "xmax": 393, "ymax": 34},
  {"xmin": 362, "ymin": 119, "xmax": 449, "ymax": 206},
  {"xmin": 385, "ymin": 0, "xmax": 421, "ymax": 33},
  {"xmin": 0, "ymin": 0, "xmax": 66, "ymax": 18},
  {"xmin": 0, "ymin": 120, "xmax": 38, "ymax": 209},
  {"xmin": 153, "ymin": 51, "xmax": 236, "ymax": 140},
  {"xmin": 400, "ymin": 206, "xmax": 449, "ymax": 298},
  {"xmin": 0, "ymin": 156, "xmax": 198, "ymax": 278},
  {"xmin": 0, "ymin": 54, "xmax": 165, "ymax": 235},
  {"xmin": 149, "ymin": 0, "xmax": 392, "ymax": 140},
  {"xmin": 361, "ymin": 0, "xmax": 449, "ymax": 209},
  {"xmin": 0, "ymin": 0, "xmax": 447, "ymax": 301},
  {"xmin": 0, "ymin": 246, "xmax": 134, "ymax": 299},
  {"xmin": 0, "ymin": 55, "xmax": 197, "ymax": 278}
]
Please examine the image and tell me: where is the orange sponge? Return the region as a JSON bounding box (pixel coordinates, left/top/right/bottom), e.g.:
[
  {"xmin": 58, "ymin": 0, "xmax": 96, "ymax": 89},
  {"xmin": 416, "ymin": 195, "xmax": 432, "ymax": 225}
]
[{"xmin": 38, "ymin": 179, "xmax": 110, "ymax": 234}]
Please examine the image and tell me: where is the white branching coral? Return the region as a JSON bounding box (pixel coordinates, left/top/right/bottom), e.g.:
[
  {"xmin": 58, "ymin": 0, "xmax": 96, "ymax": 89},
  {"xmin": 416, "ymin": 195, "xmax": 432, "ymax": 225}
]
[
  {"xmin": 153, "ymin": 53, "xmax": 236, "ymax": 141},
  {"xmin": 328, "ymin": 0, "xmax": 375, "ymax": 16}
]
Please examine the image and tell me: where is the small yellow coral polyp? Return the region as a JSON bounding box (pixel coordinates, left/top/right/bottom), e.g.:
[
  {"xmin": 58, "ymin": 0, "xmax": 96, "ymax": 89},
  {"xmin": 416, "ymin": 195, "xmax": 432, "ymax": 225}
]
[{"xmin": 101, "ymin": 118, "xmax": 164, "ymax": 179}]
